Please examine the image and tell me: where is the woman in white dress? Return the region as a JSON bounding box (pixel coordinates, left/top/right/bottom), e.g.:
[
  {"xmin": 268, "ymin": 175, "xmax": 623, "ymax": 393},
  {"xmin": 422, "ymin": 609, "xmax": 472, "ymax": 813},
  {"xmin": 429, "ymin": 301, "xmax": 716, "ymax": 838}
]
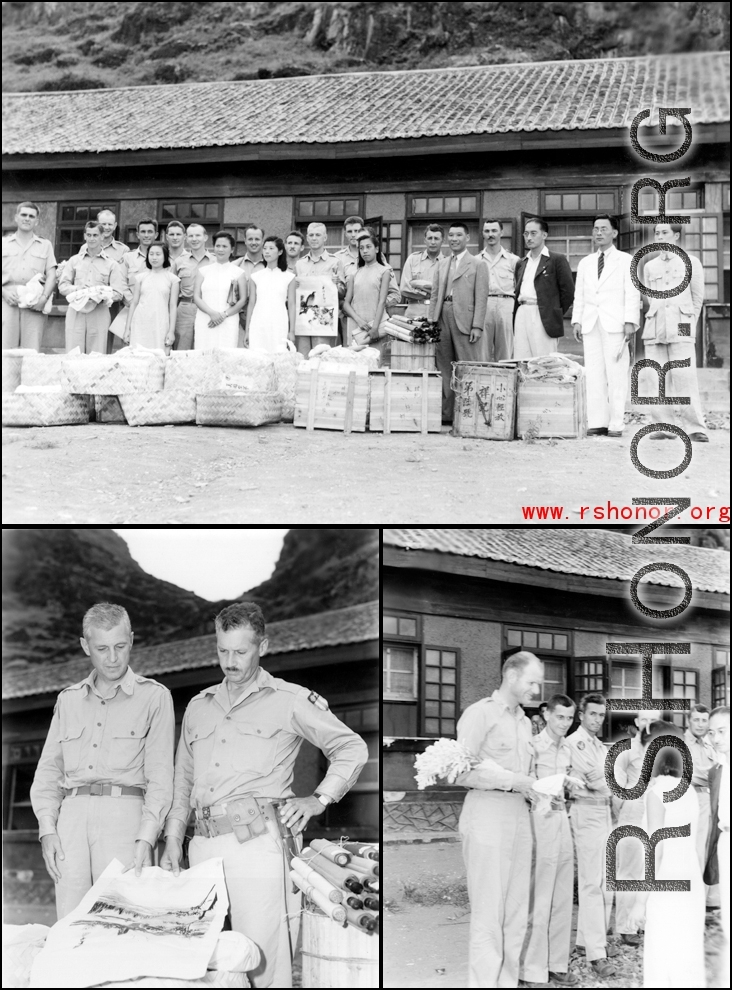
[
  {"xmin": 630, "ymin": 720, "xmax": 706, "ymax": 988},
  {"xmin": 124, "ymin": 242, "xmax": 179, "ymax": 353},
  {"xmin": 246, "ymin": 236, "xmax": 295, "ymax": 352},
  {"xmin": 193, "ymin": 231, "xmax": 247, "ymax": 349}
]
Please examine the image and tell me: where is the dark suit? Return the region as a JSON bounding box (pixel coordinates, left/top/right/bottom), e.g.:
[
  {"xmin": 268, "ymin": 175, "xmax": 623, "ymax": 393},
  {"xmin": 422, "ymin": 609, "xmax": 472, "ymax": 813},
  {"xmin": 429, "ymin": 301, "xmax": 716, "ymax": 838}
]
[
  {"xmin": 429, "ymin": 251, "xmax": 490, "ymax": 420},
  {"xmin": 703, "ymin": 761, "xmax": 722, "ymax": 886},
  {"xmin": 513, "ymin": 251, "xmax": 575, "ymax": 339}
]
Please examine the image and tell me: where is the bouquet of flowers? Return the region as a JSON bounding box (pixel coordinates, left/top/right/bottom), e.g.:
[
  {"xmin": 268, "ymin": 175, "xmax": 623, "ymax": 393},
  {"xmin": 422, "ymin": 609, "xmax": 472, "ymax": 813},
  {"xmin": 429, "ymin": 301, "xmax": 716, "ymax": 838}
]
[{"xmin": 414, "ymin": 738, "xmax": 480, "ymax": 789}]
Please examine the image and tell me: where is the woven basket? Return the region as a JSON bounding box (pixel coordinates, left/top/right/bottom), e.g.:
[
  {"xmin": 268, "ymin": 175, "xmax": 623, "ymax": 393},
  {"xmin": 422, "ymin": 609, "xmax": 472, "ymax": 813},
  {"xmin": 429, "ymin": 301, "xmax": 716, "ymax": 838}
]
[
  {"xmin": 272, "ymin": 351, "xmax": 304, "ymax": 423},
  {"xmin": 120, "ymin": 390, "xmax": 197, "ymax": 426},
  {"xmin": 2, "ymin": 392, "xmax": 89, "ymax": 427},
  {"xmin": 2, "ymin": 350, "xmax": 25, "ymax": 393},
  {"xmin": 214, "ymin": 349, "xmax": 277, "ymax": 393},
  {"xmin": 62, "ymin": 353, "xmax": 165, "ymax": 394},
  {"xmin": 20, "ymin": 353, "xmax": 69, "ymax": 388},
  {"xmin": 95, "ymin": 395, "xmax": 127, "ymax": 424},
  {"xmin": 164, "ymin": 351, "xmax": 219, "ymax": 392},
  {"xmin": 196, "ymin": 391, "xmax": 282, "ymax": 427}
]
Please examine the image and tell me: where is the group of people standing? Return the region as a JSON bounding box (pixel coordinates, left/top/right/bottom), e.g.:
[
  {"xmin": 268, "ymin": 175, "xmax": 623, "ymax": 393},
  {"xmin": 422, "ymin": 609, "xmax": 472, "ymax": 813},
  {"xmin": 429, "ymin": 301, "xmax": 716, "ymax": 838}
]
[
  {"xmin": 2, "ymin": 201, "xmax": 708, "ymax": 441},
  {"xmin": 456, "ymin": 650, "xmax": 729, "ymax": 988}
]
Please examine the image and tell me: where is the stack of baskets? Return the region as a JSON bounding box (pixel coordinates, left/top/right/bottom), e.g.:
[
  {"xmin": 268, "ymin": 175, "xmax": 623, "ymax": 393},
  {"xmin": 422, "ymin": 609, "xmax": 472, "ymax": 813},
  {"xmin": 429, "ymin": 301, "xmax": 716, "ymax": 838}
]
[{"xmin": 2, "ymin": 349, "xmax": 90, "ymax": 427}]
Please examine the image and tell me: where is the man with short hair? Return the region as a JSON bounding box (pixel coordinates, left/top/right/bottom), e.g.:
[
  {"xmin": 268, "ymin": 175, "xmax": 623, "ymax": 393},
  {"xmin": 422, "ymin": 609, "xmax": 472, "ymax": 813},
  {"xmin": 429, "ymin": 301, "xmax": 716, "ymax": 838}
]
[
  {"xmin": 110, "ymin": 217, "xmax": 159, "ymax": 349},
  {"xmin": 565, "ymin": 693, "xmax": 615, "ymax": 978},
  {"xmin": 58, "ymin": 221, "xmax": 125, "ymax": 353},
  {"xmin": 234, "ymin": 225, "xmax": 266, "ymax": 346},
  {"xmin": 333, "ymin": 215, "xmax": 365, "ymax": 294},
  {"xmin": 77, "ymin": 209, "xmax": 129, "ymax": 352},
  {"xmin": 429, "ymin": 221, "xmax": 490, "ymax": 421},
  {"xmin": 480, "ymin": 218, "xmax": 520, "ymax": 361},
  {"xmin": 400, "ymin": 223, "xmax": 444, "ymax": 321},
  {"xmin": 30, "ymin": 603, "xmax": 174, "ymax": 920},
  {"xmin": 520, "ymin": 694, "xmax": 579, "ymax": 988},
  {"xmin": 455, "ymin": 651, "xmax": 544, "ymax": 987},
  {"xmin": 642, "ymin": 222, "xmax": 708, "ymax": 442},
  {"xmin": 572, "ymin": 214, "xmax": 640, "ymax": 437},
  {"xmin": 705, "ymin": 706, "xmax": 729, "ymax": 987},
  {"xmin": 165, "ymin": 220, "xmax": 187, "ymax": 264},
  {"xmin": 684, "ymin": 704, "xmax": 716, "ymax": 871},
  {"xmin": 2, "ymin": 201, "xmax": 57, "ymax": 350},
  {"xmin": 160, "ymin": 602, "xmax": 368, "ymax": 989},
  {"xmin": 613, "ymin": 710, "xmax": 659, "ymax": 947},
  {"xmin": 170, "ymin": 223, "xmax": 213, "ymax": 351},
  {"xmin": 284, "ymin": 230, "xmax": 304, "ymax": 274},
  {"xmin": 294, "ymin": 221, "xmax": 341, "ymax": 356},
  {"xmin": 513, "ymin": 217, "xmax": 574, "ymax": 361}
]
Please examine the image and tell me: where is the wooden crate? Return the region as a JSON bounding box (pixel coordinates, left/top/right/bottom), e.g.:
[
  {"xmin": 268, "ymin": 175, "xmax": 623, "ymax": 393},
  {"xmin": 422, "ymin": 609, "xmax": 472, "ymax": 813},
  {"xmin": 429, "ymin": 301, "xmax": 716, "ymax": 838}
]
[
  {"xmin": 516, "ymin": 371, "xmax": 587, "ymax": 438},
  {"xmin": 389, "ymin": 340, "xmax": 437, "ymax": 371},
  {"xmin": 368, "ymin": 368, "xmax": 442, "ymax": 433},
  {"xmin": 293, "ymin": 368, "xmax": 368, "ymax": 432},
  {"xmin": 451, "ymin": 362, "xmax": 517, "ymax": 440}
]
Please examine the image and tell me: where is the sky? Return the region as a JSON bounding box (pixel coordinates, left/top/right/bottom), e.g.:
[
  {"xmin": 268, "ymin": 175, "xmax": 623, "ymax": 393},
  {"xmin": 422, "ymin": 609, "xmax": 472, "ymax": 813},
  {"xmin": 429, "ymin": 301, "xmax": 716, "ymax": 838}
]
[{"xmin": 113, "ymin": 529, "xmax": 288, "ymax": 601}]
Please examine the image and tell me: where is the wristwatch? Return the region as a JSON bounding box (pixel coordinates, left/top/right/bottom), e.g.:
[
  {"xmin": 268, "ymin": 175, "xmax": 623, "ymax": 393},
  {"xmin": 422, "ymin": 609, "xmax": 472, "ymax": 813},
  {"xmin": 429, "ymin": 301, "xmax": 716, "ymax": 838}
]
[{"xmin": 314, "ymin": 791, "xmax": 332, "ymax": 807}]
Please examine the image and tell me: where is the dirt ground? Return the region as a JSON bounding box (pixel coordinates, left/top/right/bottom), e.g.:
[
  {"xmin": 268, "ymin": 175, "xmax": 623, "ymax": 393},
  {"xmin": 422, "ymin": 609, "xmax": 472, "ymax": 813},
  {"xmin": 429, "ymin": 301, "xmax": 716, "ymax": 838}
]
[
  {"xmin": 384, "ymin": 839, "xmax": 727, "ymax": 989},
  {"xmin": 2, "ymin": 420, "xmax": 729, "ymax": 524}
]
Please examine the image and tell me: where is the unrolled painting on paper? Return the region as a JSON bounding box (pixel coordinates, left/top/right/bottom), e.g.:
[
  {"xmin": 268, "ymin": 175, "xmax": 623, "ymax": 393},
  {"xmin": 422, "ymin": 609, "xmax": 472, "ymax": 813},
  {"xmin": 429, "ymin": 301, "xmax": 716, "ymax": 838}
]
[
  {"xmin": 30, "ymin": 858, "xmax": 229, "ymax": 988},
  {"xmin": 295, "ymin": 276, "xmax": 338, "ymax": 337}
]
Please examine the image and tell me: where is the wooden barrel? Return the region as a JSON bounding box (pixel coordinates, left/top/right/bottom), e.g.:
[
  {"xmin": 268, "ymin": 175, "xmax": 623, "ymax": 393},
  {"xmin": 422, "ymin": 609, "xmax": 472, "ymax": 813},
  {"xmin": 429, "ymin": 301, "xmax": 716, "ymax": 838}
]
[
  {"xmin": 451, "ymin": 361, "xmax": 517, "ymax": 440},
  {"xmin": 301, "ymin": 906, "xmax": 379, "ymax": 988}
]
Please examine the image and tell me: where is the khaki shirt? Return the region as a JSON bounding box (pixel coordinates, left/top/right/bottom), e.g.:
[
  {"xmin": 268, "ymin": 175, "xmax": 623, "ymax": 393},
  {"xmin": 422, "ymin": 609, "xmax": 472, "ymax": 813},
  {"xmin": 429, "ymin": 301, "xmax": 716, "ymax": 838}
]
[
  {"xmin": 58, "ymin": 249, "xmax": 126, "ymax": 301},
  {"xmin": 612, "ymin": 733, "xmax": 645, "ymax": 820},
  {"xmin": 480, "ymin": 246, "xmax": 520, "ymax": 296},
  {"xmin": 400, "ymin": 250, "xmax": 441, "ymax": 319},
  {"xmin": 529, "ymin": 727, "xmax": 572, "ymax": 779},
  {"xmin": 79, "ymin": 239, "xmax": 129, "ymax": 264},
  {"xmin": 455, "ymin": 689, "xmax": 532, "ymax": 791},
  {"xmin": 643, "ymin": 252, "xmax": 704, "ymax": 343},
  {"xmin": 234, "ymin": 254, "xmax": 265, "ymax": 278},
  {"xmin": 683, "ymin": 728, "xmax": 715, "ymax": 788},
  {"xmin": 2, "ymin": 232, "xmax": 57, "ymax": 287},
  {"xmin": 30, "ymin": 666, "xmax": 175, "ymax": 846},
  {"xmin": 164, "ymin": 667, "xmax": 368, "ymax": 840},
  {"xmin": 172, "ymin": 250, "xmax": 214, "ymax": 299},
  {"xmin": 565, "ymin": 724, "xmax": 609, "ymax": 798},
  {"xmin": 119, "ymin": 247, "xmax": 150, "ymax": 305}
]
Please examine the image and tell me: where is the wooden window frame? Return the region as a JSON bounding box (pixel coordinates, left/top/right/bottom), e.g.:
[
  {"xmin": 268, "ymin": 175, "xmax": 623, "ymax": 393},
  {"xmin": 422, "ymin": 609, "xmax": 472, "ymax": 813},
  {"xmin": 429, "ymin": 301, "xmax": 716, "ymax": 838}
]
[
  {"xmin": 295, "ymin": 195, "xmax": 364, "ymax": 224},
  {"xmin": 407, "ymin": 190, "xmax": 481, "ymax": 220},
  {"xmin": 382, "ymin": 610, "xmax": 421, "ymax": 642},
  {"xmin": 541, "ymin": 188, "xmax": 619, "ymax": 216},
  {"xmin": 712, "ymin": 665, "xmax": 728, "ymax": 707},
  {"xmin": 383, "ymin": 641, "xmax": 419, "ymax": 702},
  {"xmin": 636, "ymin": 182, "xmax": 705, "ymax": 215},
  {"xmin": 671, "ymin": 666, "xmax": 699, "ymax": 701},
  {"xmin": 421, "ymin": 644, "xmax": 461, "ymax": 738},
  {"xmin": 157, "ymin": 198, "xmax": 224, "ymax": 227}
]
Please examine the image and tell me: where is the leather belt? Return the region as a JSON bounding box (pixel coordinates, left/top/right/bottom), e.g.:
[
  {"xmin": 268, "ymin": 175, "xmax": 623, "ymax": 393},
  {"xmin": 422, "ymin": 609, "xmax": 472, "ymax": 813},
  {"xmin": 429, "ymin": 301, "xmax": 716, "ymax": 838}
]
[
  {"xmin": 572, "ymin": 796, "xmax": 611, "ymax": 806},
  {"xmin": 195, "ymin": 796, "xmax": 282, "ymax": 842},
  {"xmin": 693, "ymin": 784, "xmax": 710, "ymax": 792},
  {"xmin": 488, "ymin": 294, "xmax": 514, "ymax": 299},
  {"xmin": 65, "ymin": 784, "xmax": 144, "ymax": 797},
  {"xmin": 517, "ymin": 298, "xmax": 538, "ymax": 306},
  {"xmin": 177, "ymin": 296, "xmax": 194, "ymax": 305},
  {"xmin": 444, "ymin": 295, "xmax": 454, "ymax": 302}
]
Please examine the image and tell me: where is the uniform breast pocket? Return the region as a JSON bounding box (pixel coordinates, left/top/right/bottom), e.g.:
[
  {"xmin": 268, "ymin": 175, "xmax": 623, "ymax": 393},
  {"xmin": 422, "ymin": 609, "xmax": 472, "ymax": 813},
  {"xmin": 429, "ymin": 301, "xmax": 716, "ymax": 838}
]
[
  {"xmin": 108, "ymin": 721, "xmax": 147, "ymax": 772},
  {"xmin": 187, "ymin": 722, "xmax": 216, "ymax": 769},
  {"xmin": 484, "ymin": 737, "xmax": 513, "ymax": 763},
  {"xmin": 232, "ymin": 722, "xmax": 281, "ymax": 777},
  {"xmin": 60, "ymin": 725, "xmax": 85, "ymax": 773}
]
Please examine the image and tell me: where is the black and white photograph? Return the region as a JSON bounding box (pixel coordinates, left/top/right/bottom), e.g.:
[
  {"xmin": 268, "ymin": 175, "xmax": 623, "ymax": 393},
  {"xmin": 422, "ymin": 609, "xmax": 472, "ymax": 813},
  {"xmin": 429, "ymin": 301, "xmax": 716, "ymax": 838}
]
[
  {"xmin": 2, "ymin": 2, "xmax": 729, "ymax": 524},
  {"xmin": 383, "ymin": 527, "xmax": 730, "ymax": 988},
  {"xmin": 2, "ymin": 527, "xmax": 379, "ymax": 987}
]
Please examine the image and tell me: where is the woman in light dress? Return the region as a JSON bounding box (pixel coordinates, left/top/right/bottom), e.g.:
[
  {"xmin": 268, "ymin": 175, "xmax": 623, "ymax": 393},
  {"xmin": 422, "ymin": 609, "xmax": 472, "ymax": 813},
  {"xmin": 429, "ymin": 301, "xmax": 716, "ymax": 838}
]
[
  {"xmin": 124, "ymin": 242, "xmax": 179, "ymax": 353},
  {"xmin": 342, "ymin": 230, "xmax": 391, "ymax": 358},
  {"xmin": 193, "ymin": 231, "xmax": 248, "ymax": 349},
  {"xmin": 629, "ymin": 720, "xmax": 706, "ymax": 988},
  {"xmin": 245, "ymin": 236, "xmax": 295, "ymax": 352}
]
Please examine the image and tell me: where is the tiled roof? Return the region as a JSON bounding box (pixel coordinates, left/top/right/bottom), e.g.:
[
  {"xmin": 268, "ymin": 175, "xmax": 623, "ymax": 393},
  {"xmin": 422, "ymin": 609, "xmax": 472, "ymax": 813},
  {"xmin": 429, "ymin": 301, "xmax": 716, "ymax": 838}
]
[
  {"xmin": 2, "ymin": 600, "xmax": 377, "ymax": 701},
  {"xmin": 2, "ymin": 52, "xmax": 728, "ymax": 156},
  {"xmin": 384, "ymin": 530, "xmax": 730, "ymax": 596}
]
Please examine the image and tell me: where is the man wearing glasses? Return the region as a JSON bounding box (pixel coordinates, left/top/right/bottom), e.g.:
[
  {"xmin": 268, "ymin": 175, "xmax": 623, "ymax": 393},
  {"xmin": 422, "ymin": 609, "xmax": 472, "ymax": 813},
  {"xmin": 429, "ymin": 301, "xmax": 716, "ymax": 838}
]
[{"xmin": 2, "ymin": 201, "xmax": 58, "ymax": 350}]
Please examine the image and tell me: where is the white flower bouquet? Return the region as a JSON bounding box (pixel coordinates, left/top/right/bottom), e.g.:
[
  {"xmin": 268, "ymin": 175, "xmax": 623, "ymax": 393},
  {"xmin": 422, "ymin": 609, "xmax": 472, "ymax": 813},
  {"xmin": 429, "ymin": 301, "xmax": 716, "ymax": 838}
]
[{"xmin": 414, "ymin": 738, "xmax": 481, "ymax": 789}]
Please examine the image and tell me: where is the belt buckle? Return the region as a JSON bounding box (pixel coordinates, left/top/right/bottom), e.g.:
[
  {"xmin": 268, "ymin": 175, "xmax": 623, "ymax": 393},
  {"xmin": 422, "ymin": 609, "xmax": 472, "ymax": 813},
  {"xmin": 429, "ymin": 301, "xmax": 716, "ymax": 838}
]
[{"xmin": 89, "ymin": 783, "xmax": 104, "ymax": 796}]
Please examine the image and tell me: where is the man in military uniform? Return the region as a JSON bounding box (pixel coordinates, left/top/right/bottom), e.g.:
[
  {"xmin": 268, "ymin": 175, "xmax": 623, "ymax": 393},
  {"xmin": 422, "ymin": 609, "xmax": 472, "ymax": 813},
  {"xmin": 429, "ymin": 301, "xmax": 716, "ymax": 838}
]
[
  {"xmin": 30, "ymin": 602, "xmax": 174, "ymax": 920},
  {"xmin": 565, "ymin": 693, "xmax": 615, "ymax": 979},
  {"xmin": 455, "ymin": 651, "xmax": 543, "ymax": 988},
  {"xmin": 613, "ymin": 710, "xmax": 659, "ymax": 947},
  {"xmin": 160, "ymin": 602, "xmax": 368, "ymax": 989},
  {"xmin": 520, "ymin": 694, "xmax": 579, "ymax": 988},
  {"xmin": 2, "ymin": 201, "xmax": 57, "ymax": 350}
]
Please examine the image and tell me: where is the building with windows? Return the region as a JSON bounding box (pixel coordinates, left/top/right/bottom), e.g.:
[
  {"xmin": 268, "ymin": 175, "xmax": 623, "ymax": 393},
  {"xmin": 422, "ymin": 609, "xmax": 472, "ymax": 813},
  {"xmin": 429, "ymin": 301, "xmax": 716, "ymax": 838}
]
[
  {"xmin": 2, "ymin": 51, "xmax": 729, "ymax": 364},
  {"xmin": 383, "ymin": 529, "xmax": 729, "ymax": 837},
  {"xmin": 2, "ymin": 600, "xmax": 378, "ymax": 904}
]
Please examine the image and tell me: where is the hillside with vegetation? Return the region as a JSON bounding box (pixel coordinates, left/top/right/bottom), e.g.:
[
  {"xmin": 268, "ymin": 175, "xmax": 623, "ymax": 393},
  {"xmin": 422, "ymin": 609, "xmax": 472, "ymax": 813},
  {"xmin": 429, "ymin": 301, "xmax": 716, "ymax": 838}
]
[{"xmin": 2, "ymin": 1, "xmax": 729, "ymax": 92}]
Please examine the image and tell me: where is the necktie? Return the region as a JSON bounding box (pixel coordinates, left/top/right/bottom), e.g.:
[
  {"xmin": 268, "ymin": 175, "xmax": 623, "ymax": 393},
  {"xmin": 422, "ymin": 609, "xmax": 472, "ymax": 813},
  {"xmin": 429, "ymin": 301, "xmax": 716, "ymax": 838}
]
[
  {"xmin": 448, "ymin": 255, "xmax": 458, "ymax": 295},
  {"xmin": 597, "ymin": 251, "xmax": 604, "ymax": 279}
]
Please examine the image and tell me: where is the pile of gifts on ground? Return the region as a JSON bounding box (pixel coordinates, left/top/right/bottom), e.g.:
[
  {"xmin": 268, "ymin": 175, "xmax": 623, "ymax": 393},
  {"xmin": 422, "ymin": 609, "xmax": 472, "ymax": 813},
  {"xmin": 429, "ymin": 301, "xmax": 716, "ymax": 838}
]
[{"xmin": 290, "ymin": 839, "xmax": 379, "ymax": 934}]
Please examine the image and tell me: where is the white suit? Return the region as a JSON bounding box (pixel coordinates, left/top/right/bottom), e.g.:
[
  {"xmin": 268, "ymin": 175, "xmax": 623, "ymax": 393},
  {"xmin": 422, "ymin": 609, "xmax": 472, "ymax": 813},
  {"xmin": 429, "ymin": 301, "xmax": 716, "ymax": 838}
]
[{"xmin": 572, "ymin": 245, "xmax": 640, "ymax": 432}]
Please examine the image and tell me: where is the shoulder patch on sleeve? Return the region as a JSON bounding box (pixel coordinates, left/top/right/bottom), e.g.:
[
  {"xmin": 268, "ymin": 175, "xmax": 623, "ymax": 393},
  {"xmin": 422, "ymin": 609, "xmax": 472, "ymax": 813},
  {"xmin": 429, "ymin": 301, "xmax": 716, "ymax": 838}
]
[{"xmin": 307, "ymin": 691, "xmax": 329, "ymax": 711}]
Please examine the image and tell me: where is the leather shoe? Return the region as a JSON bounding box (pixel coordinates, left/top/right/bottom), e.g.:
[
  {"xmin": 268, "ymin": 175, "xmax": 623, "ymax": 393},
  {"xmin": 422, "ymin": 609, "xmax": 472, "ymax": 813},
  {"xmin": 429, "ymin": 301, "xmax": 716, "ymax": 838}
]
[
  {"xmin": 690, "ymin": 432, "xmax": 709, "ymax": 442},
  {"xmin": 586, "ymin": 427, "xmax": 608, "ymax": 436},
  {"xmin": 590, "ymin": 958, "xmax": 616, "ymax": 978},
  {"xmin": 548, "ymin": 972, "xmax": 580, "ymax": 986},
  {"xmin": 607, "ymin": 430, "xmax": 623, "ymax": 437},
  {"xmin": 605, "ymin": 943, "xmax": 619, "ymax": 957},
  {"xmin": 518, "ymin": 982, "xmax": 550, "ymax": 988},
  {"xmin": 648, "ymin": 431, "xmax": 675, "ymax": 439},
  {"xmin": 621, "ymin": 932, "xmax": 642, "ymax": 946}
]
